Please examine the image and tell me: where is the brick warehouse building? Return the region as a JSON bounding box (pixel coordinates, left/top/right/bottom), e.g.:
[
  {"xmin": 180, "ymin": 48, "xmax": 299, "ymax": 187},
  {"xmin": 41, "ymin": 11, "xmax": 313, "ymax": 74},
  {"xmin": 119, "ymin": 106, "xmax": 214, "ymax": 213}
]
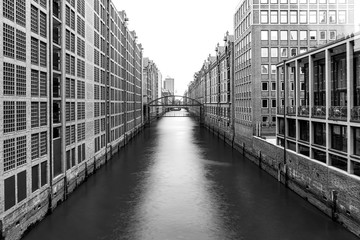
[
  {"xmin": 188, "ymin": 32, "xmax": 235, "ymax": 138},
  {"xmin": 0, "ymin": 0, "xmax": 143, "ymax": 239},
  {"xmin": 234, "ymin": 0, "xmax": 355, "ymax": 145}
]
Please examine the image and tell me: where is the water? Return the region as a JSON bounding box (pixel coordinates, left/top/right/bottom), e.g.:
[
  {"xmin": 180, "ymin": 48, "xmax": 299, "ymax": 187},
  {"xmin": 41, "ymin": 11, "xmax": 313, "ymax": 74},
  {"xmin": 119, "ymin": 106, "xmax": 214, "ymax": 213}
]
[{"xmin": 23, "ymin": 116, "xmax": 358, "ymax": 240}]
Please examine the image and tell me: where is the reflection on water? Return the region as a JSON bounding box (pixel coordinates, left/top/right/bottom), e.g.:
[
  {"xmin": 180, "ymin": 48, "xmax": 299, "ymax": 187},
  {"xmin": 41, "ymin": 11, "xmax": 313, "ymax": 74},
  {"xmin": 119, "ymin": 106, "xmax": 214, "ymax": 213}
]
[{"xmin": 23, "ymin": 117, "xmax": 358, "ymax": 240}]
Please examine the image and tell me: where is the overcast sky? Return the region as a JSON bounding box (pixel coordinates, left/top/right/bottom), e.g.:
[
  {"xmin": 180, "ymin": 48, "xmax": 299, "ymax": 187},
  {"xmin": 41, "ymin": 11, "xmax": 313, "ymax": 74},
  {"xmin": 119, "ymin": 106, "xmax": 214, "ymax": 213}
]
[
  {"xmin": 113, "ymin": 1, "xmax": 360, "ymax": 95},
  {"xmin": 113, "ymin": 0, "xmax": 240, "ymax": 95}
]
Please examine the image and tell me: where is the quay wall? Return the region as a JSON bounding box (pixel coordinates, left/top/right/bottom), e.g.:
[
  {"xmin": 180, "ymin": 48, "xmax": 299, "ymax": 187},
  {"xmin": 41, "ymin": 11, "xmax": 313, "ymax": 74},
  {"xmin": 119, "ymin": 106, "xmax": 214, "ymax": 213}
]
[{"xmin": 204, "ymin": 122, "xmax": 360, "ymax": 238}]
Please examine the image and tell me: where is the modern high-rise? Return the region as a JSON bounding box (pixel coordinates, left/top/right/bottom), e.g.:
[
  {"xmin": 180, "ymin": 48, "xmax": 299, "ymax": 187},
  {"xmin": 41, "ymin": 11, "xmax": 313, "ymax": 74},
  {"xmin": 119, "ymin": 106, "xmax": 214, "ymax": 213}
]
[
  {"xmin": 164, "ymin": 77, "xmax": 175, "ymax": 94},
  {"xmin": 233, "ymin": 0, "xmax": 355, "ymax": 145},
  {"xmin": 0, "ymin": 1, "xmax": 143, "ymax": 239}
]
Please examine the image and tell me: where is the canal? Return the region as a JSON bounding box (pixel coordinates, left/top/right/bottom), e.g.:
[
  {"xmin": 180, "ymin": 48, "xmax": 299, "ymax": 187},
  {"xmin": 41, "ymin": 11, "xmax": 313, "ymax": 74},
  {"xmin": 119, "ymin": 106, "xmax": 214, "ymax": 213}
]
[{"xmin": 23, "ymin": 116, "xmax": 358, "ymax": 240}]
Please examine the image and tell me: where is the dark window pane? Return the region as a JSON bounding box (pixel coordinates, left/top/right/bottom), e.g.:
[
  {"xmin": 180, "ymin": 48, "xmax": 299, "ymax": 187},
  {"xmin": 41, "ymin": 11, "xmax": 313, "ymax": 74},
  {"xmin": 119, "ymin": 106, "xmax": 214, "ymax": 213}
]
[
  {"xmin": 4, "ymin": 176, "xmax": 16, "ymax": 211},
  {"xmin": 32, "ymin": 165, "xmax": 39, "ymax": 192},
  {"xmin": 17, "ymin": 170, "xmax": 27, "ymax": 202}
]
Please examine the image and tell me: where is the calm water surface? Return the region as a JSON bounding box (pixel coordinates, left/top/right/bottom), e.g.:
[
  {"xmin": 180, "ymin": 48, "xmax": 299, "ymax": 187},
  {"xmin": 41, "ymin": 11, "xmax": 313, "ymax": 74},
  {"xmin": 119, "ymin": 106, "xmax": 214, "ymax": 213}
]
[{"xmin": 23, "ymin": 116, "xmax": 358, "ymax": 240}]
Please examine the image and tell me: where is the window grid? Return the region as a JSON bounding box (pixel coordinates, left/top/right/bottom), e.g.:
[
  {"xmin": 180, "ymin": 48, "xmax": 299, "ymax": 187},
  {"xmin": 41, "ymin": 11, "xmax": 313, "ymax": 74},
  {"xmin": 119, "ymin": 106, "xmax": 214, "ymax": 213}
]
[
  {"xmin": 31, "ymin": 133, "xmax": 40, "ymax": 160},
  {"xmin": 39, "ymin": 11, "xmax": 47, "ymax": 38},
  {"xmin": 4, "ymin": 138, "xmax": 16, "ymax": 171},
  {"xmin": 40, "ymin": 41, "xmax": 47, "ymax": 67},
  {"xmin": 4, "ymin": 24, "xmax": 15, "ymax": 58},
  {"xmin": 40, "ymin": 132, "xmax": 47, "ymax": 156},
  {"xmin": 16, "ymin": 0, "xmax": 26, "ymax": 26},
  {"xmin": 3, "ymin": 63, "xmax": 15, "ymax": 95},
  {"xmin": 16, "ymin": 65, "xmax": 26, "ymax": 96},
  {"xmin": 31, "ymin": 37, "xmax": 39, "ymax": 64},
  {"xmin": 40, "ymin": 72, "xmax": 47, "ymax": 97},
  {"xmin": 16, "ymin": 102, "xmax": 27, "ymax": 131},
  {"xmin": 31, "ymin": 102, "xmax": 39, "ymax": 128},
  {"xmin": 31, "ymin": 5, "xmax": 38, "ymax": 34},
  {"xmin": 16, "ymin": 29, "xmax": 26, "ymax": 62},
  {"xmin": 40, "ymin": 102, "xmax": 47, "ymax": 126},
  {"xmin": 3, "ymin": 0, "xmax": 14, "ymax": 21},
  {"xmin": 16, "ymin": 136, "xmax": 27, "ymax": 167},
  {"xmin": 4, "ymin": 102, "xmax": 15, "ymax": 133}
]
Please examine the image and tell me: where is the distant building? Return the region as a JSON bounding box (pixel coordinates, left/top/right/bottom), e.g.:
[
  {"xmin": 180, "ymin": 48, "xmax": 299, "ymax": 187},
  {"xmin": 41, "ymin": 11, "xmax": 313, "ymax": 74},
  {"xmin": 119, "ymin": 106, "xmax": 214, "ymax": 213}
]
[
  {"xmin": 164, "ymin": 77, "xmax": 175, "ymax": 95},
  {"xmin": 143, "ymin": 58, "xmax": 160, "ymax": 118},
  {"xmin": 233, "ymin": 0, "xmax": 355, "ymax": 144}
]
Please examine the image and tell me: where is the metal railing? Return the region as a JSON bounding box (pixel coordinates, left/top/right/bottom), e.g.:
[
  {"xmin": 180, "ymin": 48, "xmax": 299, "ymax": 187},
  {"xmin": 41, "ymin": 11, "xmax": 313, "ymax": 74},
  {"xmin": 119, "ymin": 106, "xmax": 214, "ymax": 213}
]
[
  {"xmin": 351, "ymin": 106, "xmax": 360, "ymax": 121},
  {"xmin": 312, "ymin": 106, "xmax": 326, "ymax": 118},
  {"xmin": 298, "ymin": 105, "xmax": 309, "ymax": 116},
  {"xmin": 329, "ymin": 106, "xmax": 347, "ymax": 120}
]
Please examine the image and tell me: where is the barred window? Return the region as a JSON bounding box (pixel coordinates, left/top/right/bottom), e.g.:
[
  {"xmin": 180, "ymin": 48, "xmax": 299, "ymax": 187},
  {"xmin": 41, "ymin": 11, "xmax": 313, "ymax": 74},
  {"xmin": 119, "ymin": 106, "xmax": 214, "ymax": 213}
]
[
  {"xmin": 16, "ymin": 65, "xmax": 26, "ymax": 95},
  {"xmin": 39, "ymin": 11, "xmax": 47, "ymax": 37},
  {"xmin": 94, "ymin": 32, "xmax": 100, "ymax": 49},
  {"xmin": 65, "ymin": 126, "xmax": 71, "ymax": 146},
  {"xmin": 4, "ymin": 24, "xmax": 15, "ymax": 58},
  {"xmin": 4, "ymin": 138, "xmax": 16, "ymax": 171},
  {"xmin": 77, "ymin": 16, "xmax": 85, "ymax": 37},
  {"xmin": 94, "ymin": 0, "xmax": 99, "ymax": 14},
  {"xmin": 77, "ymin": 59, "xmax": 85, "ymax": 78},
  {"xmin": 40, "ymin": 102, "xmax": 47, "ymax": 126},
  {"xmin": 65, "ymin": 54, "xmax": 71, "ymax": 74},
  {"xmin": 70, "ymin": 9, "xmax": 75, "ymax": 30},
  {"xmin": 65, "ymin": 78, "xmax": 76, "ymax": 98},
  {"xmin": 101, "ymin": 118, "xmax": 105, "ymax": 131},
  {"xmin": 94, "ymin": 49, "xmax": 99, "ymax": 66},
  {"xmin": 40, "ymin": 41, "xmax": 47, "ymax": 67},
  {"xmin": 40, "ymin": 132, "xmax": 47, "ymax": 156},
  {"xmin": 39, "ymin": 0, "xmax": 47, "ymax": 9},
  {"xmin": 94, "ymin": 85, "xmax": 100, "ymax": 100},
  {"xmin": 4, "ymin": 102, "xmax": 15, "ymax": 133},
  {"xmin": 71, "ymin": 56, "xmax": 75, "ymax": 75},
  {"xmin": 101, "ymin": 86, "xmax": 105, "ymax": 100},
  {"xmin": 77, "ymin": 80, "xmax": 85, "ymax": 99},
  {"xmin": 4, "ymin": 63, "xmax": 15, "ymax": 95},
  {"xmin": 77, "ymin": 102, "xmax": 85, "ymax": 120},
  {"xmin": 3, "ymin": 0, "xmax": 14, "ymax": 21},
  {"xmin": 66, "ymin": 30, "xmax": 71, "ymax": 51},
  {"xmin": 16, "ymin": 30, "xmax": 26, "ymax": 61},
  {"xmin": 16, "ymin": 0, "xmax": 26, "ymax": 26},
  {"xmin": 31, "ymin": 70, "xmax": 39, "ymax": 96},
  {"xmin": 78, "ymin": 0, "xmax": 85, "ymax": 17},
  {"xmin": 31, "ymin": 5, "xmax": 38, "ymax": 34},
  {"xmin": 65, "ymin": 6, "xmax": 71, "ymax": 28},
  {"xmin": 16, "ymin": 102, "xmax": 27, "ymax": 131},
  {"xmin": 94, "ymin": 119, "xmax": 100, "ymax": 135},
  {"xmin": 77, "ymin": 122, "xmax": 85, "ymax": 141},
  {"xmin": 31, "ymin": 37, "xmax": 39, "ymax": 64},
  {"xmin": 31, "ymin": 102, "xmax": 39, "ymax": 128},
  {"xmin": 71, "ymin": 125, "xmax": 75, "ymax": 144},
  {"xmin": 67, "ymin": 0, "xmax": 75, "ymax": 8},
  {"xmin": 16, "ymin": 136, "xmax": 27, "ymax": 167},
  {"xmin": 66, "ymin": 102, "xmax": 75, "ymax": 122},
  {"xmin": 39, "ymin": 72, "xmax": 47, "ymax": 97},
  {"xmin": 77, "ymin": 38, "xmax": 85, "ymax": 58},
  {"xmin": 94, "ymin": 67, "xmax": 100, "ymax": 82},
  {"xmin": 31, "ymin": 133, "xmax": 40, "ymax": 160},
  {"xmin": 94, "ymin": 102, "xmax": 100, "ymax": 117},
  {"xmin": 71, "ymin": 33, "xmax": 75, "ymax": 53}
]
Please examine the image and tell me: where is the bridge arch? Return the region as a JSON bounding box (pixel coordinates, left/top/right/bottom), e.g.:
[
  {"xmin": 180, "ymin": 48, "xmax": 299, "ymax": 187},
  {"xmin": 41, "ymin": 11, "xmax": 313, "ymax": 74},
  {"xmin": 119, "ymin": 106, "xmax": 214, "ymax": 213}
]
[{"xmin": 147, "ymin": 95, "xmax": 202, "ymax": 107}]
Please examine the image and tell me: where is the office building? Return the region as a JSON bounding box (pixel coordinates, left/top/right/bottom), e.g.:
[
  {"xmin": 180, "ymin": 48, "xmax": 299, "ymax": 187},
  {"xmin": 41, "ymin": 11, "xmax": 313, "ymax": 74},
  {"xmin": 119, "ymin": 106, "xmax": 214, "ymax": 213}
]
[
  {"xmin": 234, "ymin": 0, "xmax": 355, "ymax": 144},
  {"xmin": 164, "ymin": 77, "xmax": 175, "ymax": 94},
  {"xmin": 276, "ymin": 33, "xmax": 360, "ymax": 177}
]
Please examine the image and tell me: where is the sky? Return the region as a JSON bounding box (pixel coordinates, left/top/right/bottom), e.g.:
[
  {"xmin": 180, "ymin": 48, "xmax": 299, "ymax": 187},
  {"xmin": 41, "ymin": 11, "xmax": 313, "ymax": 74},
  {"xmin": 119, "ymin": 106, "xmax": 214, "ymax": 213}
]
[{"xmin": 113, "ymin": 0, "xmax": 240, "ymax": 95}]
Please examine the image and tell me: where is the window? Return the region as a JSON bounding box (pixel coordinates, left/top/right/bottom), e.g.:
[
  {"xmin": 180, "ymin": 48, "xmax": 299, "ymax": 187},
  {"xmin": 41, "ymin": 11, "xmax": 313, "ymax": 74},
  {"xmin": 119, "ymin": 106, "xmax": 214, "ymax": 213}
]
[
  {"xmin": 271, "ymin": 65, "xmax": 277, "ymax": 74},
  {"xmin": 262, "ymin": 65, "xmax": 269, "ymax": 74},
  {"xmin": 290, "ymin": 48, "xmax": 297, "ymax": 57},
  {"xmin": 261, "ymin": 48, "xmax": 269, "ymax": 57},
  {"xmin": 280, "ymin": 11, "xmax": 288, "ymax": 23},
  {"xmin": 261, "ymin": 31, "xmax": 268, "ymax": 40},
  {"xmin": 338, "ymin": 11, "xmax": 346, "ymax": 23},
  {"xmin": 32, "ymin": 165, "xmax": 39, "ymax": 192},
  {"xmin": 300, "ymin": 47, "xmax": 308, "ymax": 54},
  {"xmin": 280, "ymin": 48, "xmax": 287, "ymax": 57},
  {"xmin": 309, "ymin": 0, "xmax": 317, "ymax": 2},
  {"xmin": 271, "ymin": 11, "xmax": 278, "ymax": 23},
  {"xmin": 299, "ymin": 11, "xmax": 307, "ymax": 23},
  {"xmin": 262, "ymin": 99, "xmax": 268, "ymax": 108},
  {"xmin": 309, "ymin": 31, "xmax": 317, "ymax": 40},
  {"xmin": 271, "ymin": 48, "xmax": 278, "ymax": 57},
  {"xmin": 4, "ymin": 24, "xmax": 15, "ymax": 58},
  {"xmin": 290, "ymin": 0, "xmax": 297, "ymax": 2},
  {"xmin": 280, "ymin": 0, "xmax": 288, "ymax": 3},
  {"xmin": 329, "ymin": 30, "xmax": 336, "ymax": 40},
  {"xmin": 329, "ymin": 11, "xmax": 336, "ymax": 23},
  {"xmin": 300, "ymin": 0, "xmax": 307, "ymax": 2},
  {"xmin": 30, "ymin": 5, "xmax": 38, "ymax": 33},
  {"xmin": 3, "ymin": 136, "xmax": 27, "ymax": 172},
  {"xmin": 261, "ymin": 11, "xmax": 268, "ymax": 24},
  {"xmin": 39, "ymin": 11, "xmax": 47, "ymax": 37},
  {"xmin": 271, "ymin": 31, "xmax": 278, "ymax": 40},
  {"xmin": 271, "ymin": 99, "xmax": 276, "ymax": 107},
  {"xmin": 290, "ymin": 11, "xmax": 297, "ymax": 23},
  {"xmin": 319, "ymin": 0, "xmax": 327, "ymax": 2},
  {"xmin": 271, "ymin": 0, "xmax": 278, "ymax": 3},
  {"xmin": 319, "ymin": 11, "xmax": 326, "ymax": 24},
  {"xmin": 280, "ymin": 31, "xmax": 288, "ymax": 40},
  {"xmin": 300, "ymin": 31, "xmax": 307, "ymax": 40},
  {"xmin": 320, "ymin": 31, "xmax": 326, "ymax": 40},
  {"xmin": 261, "ymin": 0, "xmax": 269, "ymax": 3},
  {"xmin": 272, "ymin": 82, "xmax": 276, "ymax": 90},
  {"xmin": 299, "ymin": 120, "xmax": 309, "ymax": 142},
  {"xmin": 331, "ymin": 124, "xmax": 347, "ymax": 152},
  {"xmin": 309, "ymin": 11, "xmax": 317, "ymax": 23},
  {"xmin": 262, "ymin": 82, "xmax": 268, "ymax": 91},
  {"xmin": 16, "ymin": 30, "xmax": 26, "ymax": 61},
  {"xmin": 290, "ymin": 31, "xmax": 298, "ymax": 40}
]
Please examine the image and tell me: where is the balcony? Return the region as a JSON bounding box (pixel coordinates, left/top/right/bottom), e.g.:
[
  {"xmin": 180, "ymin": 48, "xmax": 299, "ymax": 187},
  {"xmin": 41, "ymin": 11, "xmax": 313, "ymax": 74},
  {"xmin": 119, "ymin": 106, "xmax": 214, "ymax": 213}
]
[
  {"xmin": 53, "ymin": 77, "xmax": 61, "ymax": 98},
  {"xmin": 312, "ymin": 106, "xmax": 326, "ymax": 118},
  {"xmin": 329, "ymin": 106, "xmax": 347, "ymax": 120},
  {"xmin": 351, "ymin": 106, "xmax": 360, "ymax": 122},
  {"xmin": 298, "ymin": 105, "xmax": 309, "ymax": 116},
  {"xmin": 53, "ymin": 0, "xmax": 61, "ymax": 20},
  {"xmin": 53, "ymin": 101, "xmax": 61, "ymax": 124},
  {"xmin": 53, "ymin": 24, "xmax": 61, "ymax": 45},
  {"xmin": 286, "ymin": 106, "xmax": 296, "ymax": 116},
  {"xmin": 53, "ymin": 49, "xmax": 61, "ymax": 71}
]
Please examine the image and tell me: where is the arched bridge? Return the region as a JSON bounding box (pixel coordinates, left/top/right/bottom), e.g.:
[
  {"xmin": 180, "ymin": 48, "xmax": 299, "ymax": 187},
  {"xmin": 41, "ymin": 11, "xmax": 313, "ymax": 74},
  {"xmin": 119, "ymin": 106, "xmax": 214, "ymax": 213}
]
[{"xmin": 145, "ymin": 95, "xmax": 204, "ymax": 124}]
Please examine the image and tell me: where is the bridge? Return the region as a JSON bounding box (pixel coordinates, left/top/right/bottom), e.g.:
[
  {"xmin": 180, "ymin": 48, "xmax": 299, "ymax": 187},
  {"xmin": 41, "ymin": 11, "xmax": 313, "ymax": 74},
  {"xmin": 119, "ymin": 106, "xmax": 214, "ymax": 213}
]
[{"xmin": 145, "ymin": 95, "xmax": 204, "ymax": 124}]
